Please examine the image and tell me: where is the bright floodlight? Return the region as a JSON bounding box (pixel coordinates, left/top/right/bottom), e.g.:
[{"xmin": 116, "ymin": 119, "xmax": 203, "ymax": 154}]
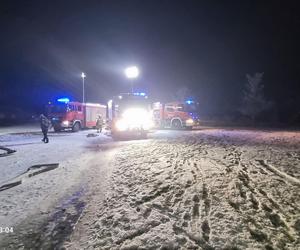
[
  {"xmin": 81, "ymin": 72, "xmax": 86, "ymax": 78},
  {"xmin": 125, "ymin": 66, "xmax": 139, "ymax": 79}
]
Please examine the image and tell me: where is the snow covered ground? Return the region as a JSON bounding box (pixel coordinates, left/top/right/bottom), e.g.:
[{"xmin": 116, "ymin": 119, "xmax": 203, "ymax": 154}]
[
  {"xmin": 0, "ymin": 123, "xmax": 41, "ymax": 136},
  {"xmin": 66, "ymin": 129, "xmax": 300, "ymax": 250},
  {"xmin": 0, "ymin": 127, "xmax": 299, "ymax": 249},
  {"xmin": 0, "ymin": 127, "xmax": 113, "ymax": 248}
]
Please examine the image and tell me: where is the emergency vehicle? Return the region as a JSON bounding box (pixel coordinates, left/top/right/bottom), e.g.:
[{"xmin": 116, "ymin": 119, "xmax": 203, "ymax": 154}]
[
  {"xmin": 107, "ymin": 93, "xmax": 153, "ymax": 138},
  {"xmin": 152, "ymin": 101, "xmax": 200, "ymax": 129},
  {"xmin": 46, "ymin": 98, "xmax": 106, "ymax": 132}
]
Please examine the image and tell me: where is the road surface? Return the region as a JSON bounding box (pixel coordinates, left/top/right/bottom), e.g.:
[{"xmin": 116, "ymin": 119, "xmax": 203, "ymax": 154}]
[{"xmin": 0, "ymin": 127, "xmax": 299, "ymax": 249}]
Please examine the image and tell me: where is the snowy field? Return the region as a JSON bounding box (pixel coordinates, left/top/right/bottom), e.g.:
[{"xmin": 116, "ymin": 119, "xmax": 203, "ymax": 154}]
[
  {"xmin": 0, "ymin": 126, "xmax": 112, "ymax": 249},
  {"xmin": 67, "ymin": 129, "xmax": 300, "ymax": 250},
  {"xmin": 0, "ymin": 127, "xmax": 299, "ymax": 249},
  {"xmin": 0, "ymin": 123, "xmax": 41, "ymax": 136}
]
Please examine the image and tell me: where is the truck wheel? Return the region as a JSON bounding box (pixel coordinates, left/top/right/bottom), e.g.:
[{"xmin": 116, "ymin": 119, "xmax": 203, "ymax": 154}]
[
  {"xmin": 72, "ymin": 122, "xmax": 81, "ymax": 132},
  {"xmin": 171, "ymin": 119, "xmax": 182, "ymax": 129}
]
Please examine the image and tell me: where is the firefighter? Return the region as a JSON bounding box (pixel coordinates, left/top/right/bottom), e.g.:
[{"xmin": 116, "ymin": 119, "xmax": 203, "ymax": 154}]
[
  {"xmin": 96, "ymin": 115, "xmax": 103, "ymax": 133},
  {"xmin": 40, "ymin": 114, "xmax": 51, "ymax": 143}
]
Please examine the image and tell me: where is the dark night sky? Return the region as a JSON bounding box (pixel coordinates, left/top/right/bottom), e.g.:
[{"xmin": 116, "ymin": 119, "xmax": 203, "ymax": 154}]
[{"xmin": 0, "ymin": 0, "xmax": 299, "ymax": 116}]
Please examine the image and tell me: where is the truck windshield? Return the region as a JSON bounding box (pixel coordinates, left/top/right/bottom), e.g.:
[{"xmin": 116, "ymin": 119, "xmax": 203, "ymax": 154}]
[
  {"xmin": 184, "ymin": 103, "xmax": 198, "ymax": 112},
  {"xmin": 47, "ymin": 104, "xmax": 67, "ymax": 113},
  {"xmin": 115, "ymin": 96, "xmax": 150, "ymax": 113},
  {"xmin": 177, "ymin": 103, "xmax": 198, "ymax": 113}
]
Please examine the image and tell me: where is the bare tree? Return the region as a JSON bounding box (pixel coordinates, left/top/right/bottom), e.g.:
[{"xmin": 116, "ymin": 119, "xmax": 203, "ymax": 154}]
[{"xmin": 240, "ymin": 72, "xmax": 272, "ymax": 121}]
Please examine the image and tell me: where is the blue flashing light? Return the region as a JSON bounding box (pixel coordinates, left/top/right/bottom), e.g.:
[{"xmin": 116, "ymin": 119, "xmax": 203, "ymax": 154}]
[
  {"xmin": 186, "ymin": 100, "xmax": 194, "ymax": 105},
  {"xmin": 57, "ymin": 98, "xmax": 70, "ymax": 103},
  {"xmin": 133, "ymin": 92, "xmax": 147, "ymax": 96}
]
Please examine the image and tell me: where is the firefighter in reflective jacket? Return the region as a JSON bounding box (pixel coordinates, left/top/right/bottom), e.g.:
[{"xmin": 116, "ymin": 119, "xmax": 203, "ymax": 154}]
[{"xmin": 96, "ymin": 115, "xmax": 103, "ymax": 133}]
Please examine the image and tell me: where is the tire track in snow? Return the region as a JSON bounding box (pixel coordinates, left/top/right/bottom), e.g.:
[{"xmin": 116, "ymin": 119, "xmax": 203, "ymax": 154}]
[
  {"xmin": 256, "ymin": 159, "xmax": 300, "ymax": 186},
  {"xmin": 221, "ymin": 147, "xmax": 299, "ymax": 249},
  {"xmin": 71, "ymin": 131, "xmax": 300, "ymax": 249},
  {"xmin": 0, "ymin": 163, "xmax": 59, "ymax": 192},
  {"xmin": 0, "ymin": 146, "xmax": 16, "ymax": 157}
]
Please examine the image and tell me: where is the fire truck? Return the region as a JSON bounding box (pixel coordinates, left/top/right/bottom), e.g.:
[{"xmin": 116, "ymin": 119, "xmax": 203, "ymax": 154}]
[
  {"xmin": 107, "ymin": 93, "xmax": 153, "ymax": 138},
  {"xmin": 152, "ymin": 101, "xmax": 200, "ymax": 129},
  {"xmin": 46, "ymin": 98, "xmax": 106, "ymax": 132}
]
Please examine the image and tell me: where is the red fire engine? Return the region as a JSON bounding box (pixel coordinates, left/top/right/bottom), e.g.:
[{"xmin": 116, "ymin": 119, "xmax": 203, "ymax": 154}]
[
  {"xmin": 107, "ymin": 93, "xmax": 153, "ymax": 138},
  {"xmin": 152, "ymin": 101, "xmax": 199, "ymax": 129},
  {"xmin": 47, "ymin": 98, "xmax": 106, "ymax": 132}
]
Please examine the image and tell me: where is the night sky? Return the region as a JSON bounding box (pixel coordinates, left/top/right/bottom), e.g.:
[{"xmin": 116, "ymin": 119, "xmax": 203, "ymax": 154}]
[{"xmin": 0, "ymin": 0, "xmax": 299, "ymax": 117}]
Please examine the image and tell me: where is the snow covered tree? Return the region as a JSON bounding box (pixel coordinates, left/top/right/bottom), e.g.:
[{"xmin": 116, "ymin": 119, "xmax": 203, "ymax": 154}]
[{"xmin": 240, "ymin": 72, "xmax": 272, "ymax": 122}]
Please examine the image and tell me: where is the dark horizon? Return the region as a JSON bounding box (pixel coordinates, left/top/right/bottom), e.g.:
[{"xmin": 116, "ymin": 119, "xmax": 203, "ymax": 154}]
[{"xmin": 0, "ymin": 0, "xmax": 299, "ymax": 121}]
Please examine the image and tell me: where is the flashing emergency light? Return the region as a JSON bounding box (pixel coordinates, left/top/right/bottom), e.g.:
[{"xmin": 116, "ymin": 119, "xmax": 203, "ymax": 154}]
[
  {"xmin": 185, "ymin": 100, "xmax": 194, "ymax": 105},
  {"xmin": 57, "ymin": 98, "xmax": 70, "ymax": 103},
  {"xmin": 133, "ymin": 92, "xmax": 147, "ymax": 96}
]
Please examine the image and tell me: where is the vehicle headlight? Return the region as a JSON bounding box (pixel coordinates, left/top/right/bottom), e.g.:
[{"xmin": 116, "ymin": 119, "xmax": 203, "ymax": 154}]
[
  {"xmin": 115, "ymin": 119, "xmax": 128, "ymax": 131},
  {"xmin": 142, "ymin": 119, "xmax": 154, "ymax": 130},
  {"xmin": 186, "ymin": 118, "xmax": 194, "ymax": 125},
  {"xmin": 62, "ymin": 120, "xmax": 69, "ymax": 126},
  {"xmin": 115, "ymin": 108, "xmax": 153, "ymax": 131}
]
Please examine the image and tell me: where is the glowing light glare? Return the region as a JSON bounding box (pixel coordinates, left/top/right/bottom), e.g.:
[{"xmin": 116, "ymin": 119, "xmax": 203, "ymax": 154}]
[
  {"xmin": 108, "ymin": 100, "xmax": 113, "ymax": 108},
  {"xmin": 122, "ymin": 108, "xmax": 148, "ymax": 121},
  {"xmin": 186, "ymin": 118, "xmax": 194, "ymax": 125},
  {"xmin": 62, "ymin": 120, "xmax": 69, "ymax": 126},
  {"xmin": 133, "ymin": 92, "xmax": 147, "ymax": 96},
  {"xmin": 57, "ymin": 98, "xmax": 70, "ymax": 103},
  {"xmin": 115, "ymin": 108, "xmax": 153, "ymax": 131},
  {"xmin": 81, "ymin": 72, "xmax": 86, "ymax": 78},
  {"xmin": 142, "ymin": 119, "xmax": 154, "ymax": 130},
  {"xmin": 186, "ymin": 100, "xmax": 194, "ymax": 105},
  {"xmin": 153, "ymin": 102, "xmax": 161, "ymax": 109},
  {"xmin": 124, "ymin": 66, "xmax": 139, "ymax": 79},
  {"xmin": 115, "ymin": 120, "xmax": 128, "ymax": 131}
]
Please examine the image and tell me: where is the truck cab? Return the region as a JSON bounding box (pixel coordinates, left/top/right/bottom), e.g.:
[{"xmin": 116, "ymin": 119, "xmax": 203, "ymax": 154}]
[
  {"xmin": 152, "ymin": 101, "xmax": 200, "ymax": 129},
  {"xmin": 107, "ymin": 93, "xmax": 153, "ymax": 138}
]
